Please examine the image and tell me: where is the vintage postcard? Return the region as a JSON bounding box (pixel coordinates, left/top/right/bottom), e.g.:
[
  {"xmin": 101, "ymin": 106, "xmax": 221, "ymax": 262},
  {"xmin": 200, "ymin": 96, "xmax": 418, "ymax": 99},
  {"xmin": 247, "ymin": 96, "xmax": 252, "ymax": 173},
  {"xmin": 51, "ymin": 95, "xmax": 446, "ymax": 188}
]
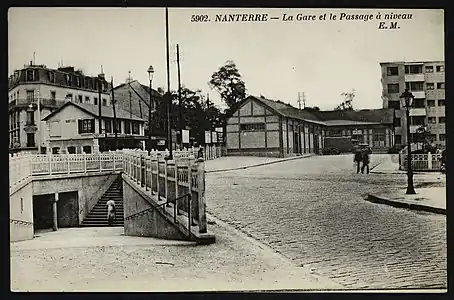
[{"xmin": 8, "ymin": 7, "xmax": 446, "ymax": 292}]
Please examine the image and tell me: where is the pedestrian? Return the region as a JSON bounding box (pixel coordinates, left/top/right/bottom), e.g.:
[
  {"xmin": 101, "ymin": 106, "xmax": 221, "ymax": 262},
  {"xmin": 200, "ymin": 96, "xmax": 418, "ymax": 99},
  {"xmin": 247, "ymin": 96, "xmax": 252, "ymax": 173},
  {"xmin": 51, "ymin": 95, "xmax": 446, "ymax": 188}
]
[
  {"xmin": 354, "ymin": 149, "xmax": 362, "ymax": 174},
  {"xmin": 361, "ymin": 150, "xmax": 370, "ymax": 174},
  {"xmin": 106, "ymin": 198, "xmax": 116, "ymax": 226},
  {"xmin": 197, "ymin": 147, "xmax": 204, "ymax": 159},
  {"xmin": 440, "ymin": 149, "xmax": 446, "ymax": 173}
]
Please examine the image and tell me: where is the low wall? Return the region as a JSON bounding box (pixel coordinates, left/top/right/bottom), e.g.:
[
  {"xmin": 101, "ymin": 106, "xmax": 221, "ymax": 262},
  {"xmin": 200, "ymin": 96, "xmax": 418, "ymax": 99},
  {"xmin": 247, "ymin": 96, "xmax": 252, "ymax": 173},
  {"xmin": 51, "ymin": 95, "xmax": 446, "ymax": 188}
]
[
  {"xmin": 32, "ymin": 172, "xmax": 119, "ymax": 224},
  {"xmin": 122, "ymin": 175, "xmax": 187, "ymax": 240},
  {"xmin": 226, "ymin": 148, "xmax": 282, "ymax": 158},
  {"xmin": 10, "ymin": 179, "xmax": 34, "ymax": 242}
]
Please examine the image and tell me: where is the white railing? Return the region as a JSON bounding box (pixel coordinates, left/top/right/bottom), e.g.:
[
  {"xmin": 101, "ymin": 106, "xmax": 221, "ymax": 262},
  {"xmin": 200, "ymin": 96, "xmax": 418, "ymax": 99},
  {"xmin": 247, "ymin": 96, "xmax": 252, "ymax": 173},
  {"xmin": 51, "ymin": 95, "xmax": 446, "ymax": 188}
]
[
  {"xmin": 9, "ymin": 153, "xmax": 32, "ymax": 189},
  {"xmin": 121, "ymin": 149, "xmax": 208, "ymax": 234},
  {"xmin": 400, "ymin": 152, "xmax": 443, "ymax": 171}
]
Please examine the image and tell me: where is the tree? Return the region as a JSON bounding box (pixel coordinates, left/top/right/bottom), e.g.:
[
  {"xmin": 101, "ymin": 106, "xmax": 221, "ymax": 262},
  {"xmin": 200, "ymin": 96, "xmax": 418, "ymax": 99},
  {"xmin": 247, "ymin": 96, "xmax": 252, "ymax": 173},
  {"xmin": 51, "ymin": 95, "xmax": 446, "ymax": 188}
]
[
  {"xmin": 413, "ymin": 125, "xmax": 436, "ymax": 153},
  {"xmin": 335, "ymin": 89, "xmax": 355, "ymax": 110},
  {"xmin": 209, "ymin": 60, "xmax": 246, "ymax": 113}
]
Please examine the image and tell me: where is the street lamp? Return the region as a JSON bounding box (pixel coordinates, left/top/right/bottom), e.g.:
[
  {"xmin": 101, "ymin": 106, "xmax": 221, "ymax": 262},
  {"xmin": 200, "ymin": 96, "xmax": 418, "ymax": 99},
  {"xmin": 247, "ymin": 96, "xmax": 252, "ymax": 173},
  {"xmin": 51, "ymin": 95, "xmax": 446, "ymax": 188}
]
[
  {"xmin": 400, "ymin": 88, "xmax": 416, "ymax": 195},
  {"xmin": 147, "ymin": 65, "xmax": 154, "ymax": 155}
]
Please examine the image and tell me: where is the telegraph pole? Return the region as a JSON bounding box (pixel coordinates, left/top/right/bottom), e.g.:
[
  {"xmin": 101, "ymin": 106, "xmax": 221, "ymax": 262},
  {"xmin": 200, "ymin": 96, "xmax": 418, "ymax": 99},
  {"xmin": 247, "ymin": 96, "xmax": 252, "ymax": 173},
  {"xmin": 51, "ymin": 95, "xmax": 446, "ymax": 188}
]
[
  {"xmin": 176, "ymin": 44, "xmax": 182, "ymax": 149},
  {"xmin": 128, "ymin": 71, "xmax": 132, "ymax": 119},
  {"xmin": 165, "ymin": 7, "xmax": 173, "ymax": 159},
  {"xmin": 98, "ymin": 67, "xmax": 103, "ymax": 151},
  {"xmin": 111, "ymin": 77, "xmax": 118, "ymax": 150}
]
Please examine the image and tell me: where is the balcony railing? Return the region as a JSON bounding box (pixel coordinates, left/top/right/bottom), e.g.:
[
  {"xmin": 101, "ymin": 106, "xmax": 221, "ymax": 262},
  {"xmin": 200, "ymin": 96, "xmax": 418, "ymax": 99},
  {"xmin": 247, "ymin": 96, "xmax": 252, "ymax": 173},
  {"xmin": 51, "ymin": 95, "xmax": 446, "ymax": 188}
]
[
  {"xmin": 404, "ymin": 73, "xmax": 425, "ymax": 82},
  {"xmin": 9, "ymin": 98, "xmax": 67, "ymax": 109}
]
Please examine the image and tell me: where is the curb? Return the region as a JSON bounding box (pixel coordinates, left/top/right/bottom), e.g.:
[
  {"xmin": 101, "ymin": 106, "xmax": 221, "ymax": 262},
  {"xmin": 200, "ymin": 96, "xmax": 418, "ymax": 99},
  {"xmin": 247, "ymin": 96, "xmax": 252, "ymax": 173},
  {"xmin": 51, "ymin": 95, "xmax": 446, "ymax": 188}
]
[
  {"xmin": 206, "ymin": 154, "xmax": 315, "ymax": 173},
  {"xmin": 366, "ymin": 194, "xmax": 446, "ymax": 215}
]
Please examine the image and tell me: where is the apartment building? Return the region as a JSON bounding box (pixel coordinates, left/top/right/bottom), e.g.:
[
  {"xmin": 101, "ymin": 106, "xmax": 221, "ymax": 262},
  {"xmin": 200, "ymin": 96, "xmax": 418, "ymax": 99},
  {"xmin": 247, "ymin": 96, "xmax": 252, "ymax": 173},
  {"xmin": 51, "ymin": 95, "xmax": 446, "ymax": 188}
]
[
  {"xmin": 8, "ymin": 62, "xmax": 111, "ymax": 154},
  {"xmin": 380, "ymin": 61, "xmax": 445, "ymax": 147}
]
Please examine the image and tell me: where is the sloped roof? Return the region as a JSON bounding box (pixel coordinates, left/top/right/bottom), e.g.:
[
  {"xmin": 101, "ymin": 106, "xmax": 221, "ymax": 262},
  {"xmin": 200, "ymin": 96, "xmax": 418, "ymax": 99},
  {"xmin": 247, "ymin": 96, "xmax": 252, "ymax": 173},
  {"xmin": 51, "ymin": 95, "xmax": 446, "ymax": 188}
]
[
  {"xmin": 242, "ymin": 95, "xmax": 394, "ymax": 126},
  {"xmin": 43, "ymin": 101, "xmax": 144, "ymax": 121},
  {"xmin": 310, "ymin": 108, "xmax": 394, "ymax": 124},
  {"xmin": 249, "ymin": 96, "xmax": 324, "ymax": 124}
]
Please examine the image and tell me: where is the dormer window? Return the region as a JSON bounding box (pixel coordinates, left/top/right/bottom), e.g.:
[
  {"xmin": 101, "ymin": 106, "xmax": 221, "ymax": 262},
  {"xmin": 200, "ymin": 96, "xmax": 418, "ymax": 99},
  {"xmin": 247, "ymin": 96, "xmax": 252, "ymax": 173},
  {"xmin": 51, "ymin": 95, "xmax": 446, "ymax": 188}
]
[
  {"xmin": 76, "ymin": 77, "xmax": 81, "ymax": 87},
  {"xmin": 65, "ymin": 74, "xmax": 72, "ymax": 86},
  {"xmin": 49, "ymin": 71, "xmax": 55, "ymax": 83},
  {"xmin": 26, "ymin": 70, "xmax": 34, "ymax": 81}
]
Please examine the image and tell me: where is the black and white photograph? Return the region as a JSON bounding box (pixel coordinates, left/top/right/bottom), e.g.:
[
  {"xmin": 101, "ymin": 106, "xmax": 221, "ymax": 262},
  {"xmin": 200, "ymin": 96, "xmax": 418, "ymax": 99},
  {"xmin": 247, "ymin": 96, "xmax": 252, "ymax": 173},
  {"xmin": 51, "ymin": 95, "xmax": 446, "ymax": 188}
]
[{"xmin": 8, "ymin": 7, "xmax": 446, "ymax": 292}]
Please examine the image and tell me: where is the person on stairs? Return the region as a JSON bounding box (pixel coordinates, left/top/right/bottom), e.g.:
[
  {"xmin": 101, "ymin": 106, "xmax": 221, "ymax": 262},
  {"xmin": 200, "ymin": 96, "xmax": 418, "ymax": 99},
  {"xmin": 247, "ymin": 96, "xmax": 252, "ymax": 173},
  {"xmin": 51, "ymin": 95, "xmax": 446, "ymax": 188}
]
[{"xmin": 106, "ymin": 198, "xmax": 116, "ymax": 226}]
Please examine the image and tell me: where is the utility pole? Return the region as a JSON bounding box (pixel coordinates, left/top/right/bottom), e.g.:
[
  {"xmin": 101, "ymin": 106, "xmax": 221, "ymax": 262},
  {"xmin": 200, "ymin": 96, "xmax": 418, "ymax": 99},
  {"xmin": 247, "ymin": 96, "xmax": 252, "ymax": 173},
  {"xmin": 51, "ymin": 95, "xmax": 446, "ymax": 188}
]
[
  {"xmin": 98, "ymin": 68, "xmax": 103, "ymax": 151},
  {"xmin": 128, "ymin": 71, "xmax": 132, "ymax": 119},
  {"xmin": 165, "ymin": 7, "xmax": 173, "ymax": 159},
  {"xmin": 176, "ymin": 44, "xmax": 182, "ymax": 149},
  {"xmin": 111, "ymin": 77, "xmax": 118, "ymax": 150}
]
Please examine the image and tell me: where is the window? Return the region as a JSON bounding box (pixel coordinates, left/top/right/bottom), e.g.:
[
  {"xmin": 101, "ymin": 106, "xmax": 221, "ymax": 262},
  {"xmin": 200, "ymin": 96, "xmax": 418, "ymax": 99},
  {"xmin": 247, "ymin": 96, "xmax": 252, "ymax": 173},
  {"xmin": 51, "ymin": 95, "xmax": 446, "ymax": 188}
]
[
  {"xmin": 387, "ymin": 67, "xmax": 398, "ymax": 76},
  {"xmin": 105, "ymin": 119, "xmax": 112, "ymax": 133},
  {"xmin": 26, "ymin": 111, "xmax": 35, "ymax": 125},
  {"xmin": 78, "ymin": 119, "xmax": 95, "ymax": 134},
  {"xmin": 49, "ymin": 71, "xmax": 55, "ymax": 83},
  {"xmin": 132, "ymin": 122, "xmax": 140, "ymax": 134},
  {"xmin": 114, "ymin": 120, "xmax": 121, "ymax": 133},
  {"xmin": 425, "ymin": 66, "xmax": 434, "ymax": 73},
  {"xmin": 83, "ymin": 145, "xmax": 92, "ymax": 154},
  {"xmin": 428, "ymin": 117, "xmax": 436, "ymax": 124},
  {"xmin": 50, "ymin": 120, "xmax": 62, "ymax": 137},
  {"xmin": 387, "ymin": 84, "xmax": 399, "ymax": 94},
  {"xmin": 26, "ymin": 70, "xmax": 34, "ymax": 81},
  {"xmin": 439, "ymin": 134, "xmax": 446, "ymax": 141},
  {"xmin": 67, "ymin": 146, "xmax": 76, "ymax": 154},
  {"xmin": 428, "ymin": 134, "xmax": 436, "ymax": 142},
  {"xmin": 413, "ymin": 99, "xmax": 425, "ymax": 108},
  {"xmin": 436, "ymin": 65, "xmax": 444, "ymax": 72},
  {"xmin": 393, "ymin": 117, "xmax": 401, "ymax": 127},
  {"xmin": 78, "ymin": 95, "xmax": 83, "ymax": 103},
  {"xmin": 26, "ymin": 133, "xmax": 35, "ymax": 147},
  {"xmin": 426, "ymin": 83, "xmax": 435, "ymax": 90},
  {"xmin": 412, "ymin": 116, "xmax": 425, "ymax": 126},
  {"xmin": 85, "ymin": 96, "xmax": 90, "ymax": 104},
  {"xmin": 438, "ymin": 117, "xmax": 446, "ymax": 124},
  {"xmin": 240, "ymin": 123, "xmax": 266, "ymax": 131},
  {"xmin": 26, "ymin": 90, "xmax": 34, "ymax": 101},
  {"xmin": 76, "ymin": 77, "xmax": 81, "ymax": 87},
  {"xmin": 437, "ymin": 82, "xmax": 445, "ymax": 89},
  {"xmin": 102, "ymin": 98, "xmax": 107, "ymax": 106},
  {"xmin": 52, "ymin": 147, "xmax": 60, "ymax": 154},
  {"xmin": 94, "ymin": 97, "xmax": 98, "ymax": 105},
  {"xmin": 66, "ymin": 93, "xmax": 73, "ymax": 102},
  {"xmin": 405, "ymin": 81, "xmax": 424, "ymax": 91},
  {"xmin": 66, "ymin": 74, "xmax": 72, "ymax": 85},
  {"xmin": 388, "ymin": 101, "xmax": 400, "ymax": 109},
  {"xmin": 50, "ymin": 91, "xmax": 56, "ymax": 100},
  {"xmin": 427, "ymin": 100, "xmax": 435, "ymax": 107},
  {"xmin": 438, "ymin": 99, "xmax": 445, "ymax": 106},
  {"xmin": 125, "ymin": 120, "xmax": 131, "ymax": 134},
  {"xmin": 405, "ymin": 65, "xmax": 423, "ymax": 74}
]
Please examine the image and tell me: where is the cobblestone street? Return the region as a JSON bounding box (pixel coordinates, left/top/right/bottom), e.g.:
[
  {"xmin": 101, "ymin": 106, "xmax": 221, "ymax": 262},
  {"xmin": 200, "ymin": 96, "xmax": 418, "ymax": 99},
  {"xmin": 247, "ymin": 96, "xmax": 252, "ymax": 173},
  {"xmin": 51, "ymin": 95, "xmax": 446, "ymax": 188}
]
[{"xmin": 206, "ymin": 154, "xmax": 447, "ymax": 289}]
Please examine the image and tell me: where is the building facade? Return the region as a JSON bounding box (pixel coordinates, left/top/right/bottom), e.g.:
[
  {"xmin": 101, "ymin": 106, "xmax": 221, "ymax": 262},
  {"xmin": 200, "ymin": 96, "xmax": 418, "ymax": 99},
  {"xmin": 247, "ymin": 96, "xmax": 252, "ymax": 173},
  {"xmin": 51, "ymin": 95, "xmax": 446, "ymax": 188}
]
[
  {"xmin": 380, "ymin": 61, "xmax": 445, "ymax": 147},
  {"xmin": 42, "ymin": 102, "xmax": 145, "ymax": 154},
  {"xmin": 8, "ymin": 62, "xmax": 112, "ymax": 154},
  {"xmin": 226, "ymin": 96, "xmax": 395, "ymax": 157}
]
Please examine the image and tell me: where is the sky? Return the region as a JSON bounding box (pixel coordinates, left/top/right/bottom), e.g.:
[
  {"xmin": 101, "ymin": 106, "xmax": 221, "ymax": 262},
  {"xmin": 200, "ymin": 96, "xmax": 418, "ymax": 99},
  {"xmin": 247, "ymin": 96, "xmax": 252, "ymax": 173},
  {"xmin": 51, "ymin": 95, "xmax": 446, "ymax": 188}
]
[{"xmin": 8, "ymin": 8, "xmax": 444, "ymax": 110}]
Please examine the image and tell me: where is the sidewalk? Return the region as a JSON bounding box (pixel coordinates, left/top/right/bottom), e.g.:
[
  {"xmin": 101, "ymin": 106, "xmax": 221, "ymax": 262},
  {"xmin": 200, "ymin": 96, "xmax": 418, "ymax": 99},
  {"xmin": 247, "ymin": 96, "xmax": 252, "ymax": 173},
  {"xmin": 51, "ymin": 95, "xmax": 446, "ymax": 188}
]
[
  {"xmin": 366, "ymin": 186, "xmax": 446, "ymax": 215},
  {"xmin": 11, "ymin": 218, "xmax": 343, "ymax": 292},
  {"xmin": 205, "ymin": 154, "xmax": 314, "ymax": 173}
]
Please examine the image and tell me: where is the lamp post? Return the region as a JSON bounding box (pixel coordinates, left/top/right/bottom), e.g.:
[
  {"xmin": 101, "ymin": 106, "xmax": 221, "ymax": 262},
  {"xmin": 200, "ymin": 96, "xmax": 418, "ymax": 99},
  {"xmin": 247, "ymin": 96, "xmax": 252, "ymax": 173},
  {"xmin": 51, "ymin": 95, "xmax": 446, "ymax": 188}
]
[
  {"xmin": 400, "ymin": 88, "xmax": 416, "ymax": 195},
  {"xmin": 147, "ymin": 65, "xmax": 154, "ymax": 155}
]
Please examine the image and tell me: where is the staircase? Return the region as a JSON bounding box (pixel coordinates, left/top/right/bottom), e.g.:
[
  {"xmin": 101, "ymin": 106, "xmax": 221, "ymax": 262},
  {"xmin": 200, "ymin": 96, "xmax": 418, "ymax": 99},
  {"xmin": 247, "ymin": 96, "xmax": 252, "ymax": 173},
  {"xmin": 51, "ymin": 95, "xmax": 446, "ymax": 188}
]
[{"xmin": 81, "ymin": 176, "xmax": 124, "ymax": 227}]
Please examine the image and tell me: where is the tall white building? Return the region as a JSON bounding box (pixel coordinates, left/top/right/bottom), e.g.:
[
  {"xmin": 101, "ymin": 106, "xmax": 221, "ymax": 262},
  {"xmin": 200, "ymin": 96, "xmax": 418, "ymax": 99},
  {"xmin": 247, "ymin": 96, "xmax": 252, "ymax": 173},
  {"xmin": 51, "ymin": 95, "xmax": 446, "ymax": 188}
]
[
  {"xmin": 8, "ymin": 62, "xmax": 112, "ymax": 154},
  {"xmin": 380, "ymin": 61, "xmax": 445, "ymax": 147}
]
